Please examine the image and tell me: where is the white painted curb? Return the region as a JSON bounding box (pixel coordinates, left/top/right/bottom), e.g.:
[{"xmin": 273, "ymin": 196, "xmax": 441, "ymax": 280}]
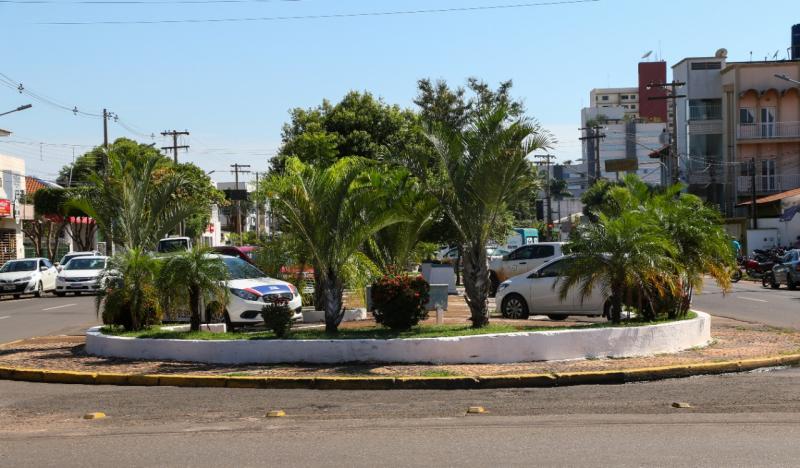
[{"xmin": 85, "ymin": 312, "xmax": 711, "ymax": 365}]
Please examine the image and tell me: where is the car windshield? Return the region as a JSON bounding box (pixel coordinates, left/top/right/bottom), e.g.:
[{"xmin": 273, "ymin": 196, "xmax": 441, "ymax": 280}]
[
  {"xmin": 65, "ymin": 258, "xmax": 106, "ymax": 270},
  {"xmin": 62, "ymin": 254, "xmax": 91, "ymax": 264},
  {"xmin": 223, "ymin": 257, "xmax": 266, "ymax": 280},
  {"xmin": 0, "ymin": 260, "xmax": 37, "ymax": 272},
  {"xmin": 157, "ymin": 239, "xmax": 189, "ymax": 253}
]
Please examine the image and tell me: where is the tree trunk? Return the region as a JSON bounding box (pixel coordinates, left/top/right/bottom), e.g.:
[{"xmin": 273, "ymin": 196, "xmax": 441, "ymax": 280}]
[
  {"xmin": 462, "ymin": 243, "xmax": 490, "ymax": 328},
  {"xmin": 189, "ymin": 285, "xmax": 201, "ymax": 332},
  {"xmin": 321, "ymin": 270, "xmax": 344, "ymax": 334},
  {"xmin": 455, "ymin": 246, "xmax": 462, "ymax": 286},
  {"xmin": 610, "ymin": 291, "xmax": 623, "ymax": 324}
]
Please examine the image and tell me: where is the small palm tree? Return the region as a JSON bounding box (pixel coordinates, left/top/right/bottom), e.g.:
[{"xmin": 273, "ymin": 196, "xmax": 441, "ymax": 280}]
[
  {"xmin": 268, "ymin": 157, "xmax": 407, "ymax": 333},
  {"xmin": 158, "ymin": 247, "xmax": 229, "ymax": 332},
  {"xmin": 418, "ymin": 101, "xmax": 550, "ymax": 327},
  {"xmin": 559, "ymin": 211, "xmax": 679, "ymax": 324},
  {"xmin": 97, "ymin": 248, "xmax": 162, "ymax": 331}
]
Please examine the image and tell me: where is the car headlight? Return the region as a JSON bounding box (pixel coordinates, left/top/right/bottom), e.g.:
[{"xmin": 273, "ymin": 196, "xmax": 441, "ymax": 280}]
[
  {"xmin": 15, "ymin": 276, "xmax": 32, "ymax": 283},
  {"xmin": 56, "ymin": 276, "xmax": 65, "ymax": 283},
  {"xmin": 499, "ymin": 281, "xmax": 511, "ymax": 291},
  {"xmin": 230, "ymin": 288, "xmax": 260, "ymax": 302}
]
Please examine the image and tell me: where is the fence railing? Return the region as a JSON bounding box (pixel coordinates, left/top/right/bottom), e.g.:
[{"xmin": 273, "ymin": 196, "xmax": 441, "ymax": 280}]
[
  {"xmin": 738, "ymin": 122, "xmax": 800, "ymax": 140},
  {"xmin": 736, "ymin": 174, "xmax": 800, "ymax": 194},
  {"xmin": 688, "ymin": 103, "xmax": 722, "ymax": 121}
]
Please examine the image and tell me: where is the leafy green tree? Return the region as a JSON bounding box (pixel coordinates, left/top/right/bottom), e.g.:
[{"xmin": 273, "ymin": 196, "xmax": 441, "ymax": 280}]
[
  {"xmin": 158, "ymin": 246, "xmax": 229, "ymax": 332},
  {"xmin": 271, "ymin": 91, "xmax": 422, "ymax": 171},
  {"xmin": 559, "ymin": 210, "xmax": 679, "ymax": 323},
  {"xmin": 268, "ymin": 157, "xmax": 406, "ymax": 333},
  {"xmin": 406, "ymin": 79, "xmax": 550, "ymax": 327}
]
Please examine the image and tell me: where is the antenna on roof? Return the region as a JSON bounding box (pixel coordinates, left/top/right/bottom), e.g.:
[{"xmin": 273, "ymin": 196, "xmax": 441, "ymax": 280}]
[{"xmin": 773, "ymin": 49, "xmax": 780, "ymax": 60}]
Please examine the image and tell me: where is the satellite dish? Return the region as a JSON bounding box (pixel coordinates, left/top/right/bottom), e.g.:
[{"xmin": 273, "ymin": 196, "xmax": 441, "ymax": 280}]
[
  {"xmin": 715, "ymin": 48, "xmax": 728, "ymax": 58},
  {"xmin": 641, "ymin": 50, "xmax": 653, "ymax": 59}
]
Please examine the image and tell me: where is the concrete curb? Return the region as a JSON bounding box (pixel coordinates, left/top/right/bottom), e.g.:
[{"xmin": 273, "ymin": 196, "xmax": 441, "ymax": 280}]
[{"xmin": 1, "ymin": 353, "xmax": 798, "ymax": 390}]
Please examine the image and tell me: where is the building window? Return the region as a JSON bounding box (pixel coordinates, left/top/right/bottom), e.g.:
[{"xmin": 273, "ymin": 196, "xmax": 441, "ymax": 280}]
[
  {"xmin": 631, "ymin": 104, "xmax": 636, "ymax": 109},
  {"xmin": 761, "ymin": 160, "xmax": 776, "ymax": 191},
  {"xmin": 689, "ymin": 99, "xmax": 722, "ymax": 120},
  {"xmin": 739, "ymin": 108, "xmax": 755, "ymax": 124},
  {"xmin": 621, "ymin": 95, "xmax": 628, "ymax": 99},
  {"xmin": 601, "ymin": 96, "xmax": 609, "ymax": 101},
  {"xmin": 631, "ymin": 94, "xmax": 637, "ymax": 99},
  {"xmin": 691, "ymin": 62, "xmax": 722, "ymax": 70}
]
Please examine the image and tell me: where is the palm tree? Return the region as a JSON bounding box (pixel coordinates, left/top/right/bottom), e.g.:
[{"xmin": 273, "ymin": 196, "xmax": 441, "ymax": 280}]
[
  {"xmin": 69, "ymin": 143, "xmax": 198, "ymax": 251},
  {"xmin": 97, "ymin": 248, "xmax": 162, "ymax": 331},
  {"xmin": 558, "ymin": 211, "xmax": 679, "ymax": 323},
  {"xmin": 417, "ymin": 102, "xmax": 550, "ymax": 327},
  {"xmin": 268, "ymin": 157, "xmax": 407, "ymax": 333},
  {"xmin": 158, "ymin": 247, "xmax": 229, "ymax": 332}
]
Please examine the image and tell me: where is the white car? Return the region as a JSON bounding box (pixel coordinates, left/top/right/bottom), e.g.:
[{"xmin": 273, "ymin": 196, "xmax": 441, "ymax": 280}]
[
  {"xmin": 489, "ymin": 242, "xmax": 565, "ymax": 295},
  {"xmin": 55, "ymin": 256, "xmax": 108, "ymax": 296},
  {"xmin": 57, "ymin": 251, "xmax": 103, "ymax": 271},
  {"xmin": 0, "ymin": 258, "xmax": 58, "ymax": 299},
  {"xmin": 495, "ymin": 255, "xmax": 607, "ymax": 321},
  {"xmin": 214, "ymin": 255, "xmax": 303, "ymax": 328}
]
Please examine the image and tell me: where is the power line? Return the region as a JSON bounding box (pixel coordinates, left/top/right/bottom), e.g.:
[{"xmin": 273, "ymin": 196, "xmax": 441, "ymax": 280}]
[
  {"xmin": 38, "ymin": 0, "xmax": 601, "ymax": 25},
  {"xmin": 4, "ymin": 0, "xmax": 298, "ymax": 3}
]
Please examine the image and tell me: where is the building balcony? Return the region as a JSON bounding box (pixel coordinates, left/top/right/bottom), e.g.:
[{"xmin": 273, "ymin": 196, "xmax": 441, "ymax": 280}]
[
  {"xmin": 737, "ymin": 122, "xmax": 800, "ymax": 141},
  {"xmin": 737, "ymin": 174, "xmax": 800, "ymax": 194},
  {"xmin": 689, "ymin": 104, "xmax": 722, "ymax": 121}
]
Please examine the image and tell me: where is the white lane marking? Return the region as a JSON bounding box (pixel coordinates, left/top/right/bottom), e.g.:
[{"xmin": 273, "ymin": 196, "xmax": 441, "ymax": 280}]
[
  {"xmin": 0, "ymin": 316, "xmax": 9, "ymax": 320},
  {"xmin": 739, "ymin": 296, "xmax": 768, "ymax": 303},
  {"xmin": 41, "ymin": 303, "xmax": 77, "ymax": 311}
]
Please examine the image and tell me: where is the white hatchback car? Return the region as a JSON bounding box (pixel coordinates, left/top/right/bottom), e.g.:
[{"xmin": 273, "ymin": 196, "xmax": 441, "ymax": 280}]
[
  {"xmin": 214, "ymin": 255, "xmax": 303, "ymax": 328},
  {"xmin": 0, "ymin": 258, "xmax": 58, "ymax": 299},
  {"xmin": 55, "ymin": 256, "xmax": 108, "ymax": 296},
  {"xmin": 495, "ymin": 255, "xmax": 607, "ymax": 321}
]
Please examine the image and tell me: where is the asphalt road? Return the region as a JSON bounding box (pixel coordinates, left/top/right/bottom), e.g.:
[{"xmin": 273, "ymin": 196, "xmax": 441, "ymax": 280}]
[
  {"xmin": 2, "ymin": 367, "xmax": 800, "ymax": 467},
  {"xmin": 0, "ymin": 294, "xmax": 98, "ymax": 344},
  {"xmin": 692, "ymin": 279, "xmax": 800, "ymax": 329}
]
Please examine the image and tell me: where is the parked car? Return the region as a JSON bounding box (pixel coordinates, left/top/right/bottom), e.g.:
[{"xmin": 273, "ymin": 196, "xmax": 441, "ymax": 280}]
[
  {"xmin": 212, "ymin": 245, "xmax": 258, "ymax": 266},
  {"xmin": 495, "ymin": 255, "xmax": 606, "ymax": 321},
  {"xmin": 55, "ymin": 256, "xmax": 108, "ymax": 296},
  {"xmin": 770, "ymin": 249, "xmax": 800, "ymax": 290},
  {"xmin": 210, "ymin": 255, "xmax": 303, "ymax": 328},
  {"xmin": 486, "ymin": 246, "xmax": 511, "ymax": 261},
  {"xmin": 157, "ymin": 236, "xmax": 192, "ymax": 254},
  {"xmin": 57, "ymin": 251, "xmax": 102, "ymax": 271},
  {"xmin": 0, "ymin": 258, "xmax": 58, "ymax": 299},
  {"xmin": 489, "ymin": 242, "xmax": 565, "ymax": 295}
]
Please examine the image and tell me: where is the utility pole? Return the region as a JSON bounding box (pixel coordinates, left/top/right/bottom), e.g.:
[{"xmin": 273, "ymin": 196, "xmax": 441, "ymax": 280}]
[
  {"xmin": 252, "ymin": 171, "xmax": 266, "ymax": 238},
  {"xmin": 103, "ymin": 108, "xmax": 109, "ymax": 149},
  {"xmin": 160, "ymin": 130, "xmax": 190, "ymax": 164},
  {"xmin": 750, "ymin": 158, "xmax": 758, "ymax": 229},
  {"xmin": 533, "ymin": 154, "xmax": 556, "ymax": 227},
  {"xmin": 646, "ymin": 81, "xmax": 686, "ymax": 185},
  {"xmin": 230, "ymin": 164, "xmax": 251, "ymax": 240},
  {"xmin": 579, "ymin": 126, "xmax": 606, "ymax": 186}
]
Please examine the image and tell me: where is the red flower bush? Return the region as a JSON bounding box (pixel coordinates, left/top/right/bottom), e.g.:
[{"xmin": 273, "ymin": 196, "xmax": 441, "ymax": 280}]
[{"xmin": 371, "ymin": 273, "xmax": 430, "ymax": 331}]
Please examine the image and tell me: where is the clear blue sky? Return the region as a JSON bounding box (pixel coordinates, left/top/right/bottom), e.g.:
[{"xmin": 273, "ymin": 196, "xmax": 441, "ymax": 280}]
[{"xmin": 0, "ymin": 0, "xmax": 798, "ymax": 183}]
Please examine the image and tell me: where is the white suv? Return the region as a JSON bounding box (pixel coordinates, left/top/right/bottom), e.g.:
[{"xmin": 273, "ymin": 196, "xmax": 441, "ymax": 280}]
[{"xmin": 489, "ymin": 242, "xmax": 565, "ymax": 295}]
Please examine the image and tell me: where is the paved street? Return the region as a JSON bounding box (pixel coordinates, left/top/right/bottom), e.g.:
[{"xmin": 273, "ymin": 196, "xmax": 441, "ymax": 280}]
[
  {"xmin": 693, "ymin": 279, "xmax": 800, "ymax": 329},
  {"xmin": 0, "ymin": 295, "xmax": 98, "ymax": 344},
  {"xmin": 2, "ymin": 367, "xmax": 800, "ymax": 466}
]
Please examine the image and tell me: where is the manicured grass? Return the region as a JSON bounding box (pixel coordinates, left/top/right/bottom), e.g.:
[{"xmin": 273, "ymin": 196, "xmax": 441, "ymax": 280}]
[{"xmin": 102, "ymin": 312, "xmax": 696, "ymax": 341}]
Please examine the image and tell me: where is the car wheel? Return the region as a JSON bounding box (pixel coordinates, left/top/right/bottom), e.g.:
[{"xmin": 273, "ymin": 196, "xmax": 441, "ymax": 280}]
[
  {"xmin": 762, "ymin": 273, "xmax": 773, "ymax": 288},
  {"xmin": 501, "ymin": 294, "xmax": 529, "ymax": 320},
  {"xmin": 224, "ymin": 311, "xmax": 236, "ymax": 332},
  {"xmin": 55, "ymin": 292, "xmax": 66, "ymax": 297},
  {"xmin": 547, "ymin": 314, "xmax": 568, "ymax": 321},
  {"xmin": 34, "ymin": 282, "xmax": 43, "ymax": 298},
  {"xmin": 789, "ymin": 276, "xmax": 798, "ymax": 291}
]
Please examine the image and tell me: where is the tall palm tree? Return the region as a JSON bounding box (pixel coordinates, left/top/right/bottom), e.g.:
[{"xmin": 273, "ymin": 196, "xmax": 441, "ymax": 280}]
[
  {"xmin": 418, "ymin": 103, "xmax": 550, "ymax": 327},
  {"xmin": 159, "ymin": 247, "xmax": 229, "ymax": 332},
  {"xmin": 69, "ymin": 145, "xmax": 198, "ymax": 251},
  {"xmin": 558, "ymin": 211, "xmax": 679, "ymax": 323},
  {"xmin": 268, "ymin": 157, "xmax": 407, "ymax": 333}
]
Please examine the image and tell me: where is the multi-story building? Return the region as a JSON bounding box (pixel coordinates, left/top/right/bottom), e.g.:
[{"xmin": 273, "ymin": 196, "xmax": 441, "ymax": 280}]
[
  {"xmin": 672, "ymin": 50, "xmax": 727, "ymax": 211},
  {"xmin": 0, "ymin": 154, "xmax": 26, "ymax": 263},
  {"xmin": 582, "ymin": 61, "xmax": 669, "ymax": 186},
  {"xmin": 719, "ymin": 59, "xmax": 800, "ymax": 214}
]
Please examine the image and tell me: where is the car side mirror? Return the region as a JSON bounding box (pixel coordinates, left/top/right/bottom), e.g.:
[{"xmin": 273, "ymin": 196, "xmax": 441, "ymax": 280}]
[{"xmin": 40, "ymin": 266, "xmax": 48, "ymax": 272}]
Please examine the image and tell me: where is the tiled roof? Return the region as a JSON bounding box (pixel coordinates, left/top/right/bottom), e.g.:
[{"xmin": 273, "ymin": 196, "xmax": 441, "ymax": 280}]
[{"xmin": 738, "ymin": 187, "xmax": 800, "ymax": 205}]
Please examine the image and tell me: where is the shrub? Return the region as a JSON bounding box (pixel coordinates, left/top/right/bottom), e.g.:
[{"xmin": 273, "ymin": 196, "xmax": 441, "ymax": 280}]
[
  {"xmin": 371, "ymin": 274, "xmax": 430, "ymax": 331},
  {"xmin": 101, "ymin": 283, "xmax": 162, "ymax": 330},
  {"xmin": 261, "ymin": 300, "xmax": 294, "ymax": 338}
]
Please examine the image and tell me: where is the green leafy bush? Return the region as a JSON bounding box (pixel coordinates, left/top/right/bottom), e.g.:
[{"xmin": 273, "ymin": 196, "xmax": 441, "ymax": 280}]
[
  {"xmin": 261, "ymin": 300, "xmax": 294, "ymax": 338},
  {"xmin": 101, "ymin": 283, "xmax": 162, "ymax": 330},
  {"xmin": 370, "ymin": 274, "xmax": 430, "ymax": 331}
]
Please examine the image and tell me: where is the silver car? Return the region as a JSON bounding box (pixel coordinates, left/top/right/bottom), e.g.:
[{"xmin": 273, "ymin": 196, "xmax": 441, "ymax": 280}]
[{"xmin": 772, "ymin": 249, "xmax": 800, "ymax": 290}]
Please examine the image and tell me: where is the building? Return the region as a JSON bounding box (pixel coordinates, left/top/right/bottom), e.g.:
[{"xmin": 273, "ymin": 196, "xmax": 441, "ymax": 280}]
[
  {"xmin": 216, "ymin": 181, "xmax": 272, "ymax": 239},
  {"xmin": 672, "ymin": 50, "xmax": 727, "ymax": 211},
  {"xmin": 582, "ymin": 61, "xmax": 669, "ymax": 186},
  {"xmin": 0, "ymin": 154, "xmax": 26, "ymax": 263},
  {"xmin": 719, "ymin": 59, "xmax": 800, "ymax": 216}
]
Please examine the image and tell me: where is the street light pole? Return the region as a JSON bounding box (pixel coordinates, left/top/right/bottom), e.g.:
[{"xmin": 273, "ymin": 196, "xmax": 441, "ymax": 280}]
[{"xmin": 0, "ymin": 104, "xmax": 32, "ymax": 118}]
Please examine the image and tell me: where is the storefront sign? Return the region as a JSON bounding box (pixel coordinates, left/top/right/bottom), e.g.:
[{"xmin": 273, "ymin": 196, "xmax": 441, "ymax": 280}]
[{"xmin": 0, "ymin": 199, "xmax": 11, "ymax": 217}]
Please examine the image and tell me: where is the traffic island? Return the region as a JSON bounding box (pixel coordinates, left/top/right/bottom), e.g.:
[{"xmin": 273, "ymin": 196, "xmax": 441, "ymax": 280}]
[{"xmin": 1, "ymin": 316, "xmax": 799, "ymax": 389}]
